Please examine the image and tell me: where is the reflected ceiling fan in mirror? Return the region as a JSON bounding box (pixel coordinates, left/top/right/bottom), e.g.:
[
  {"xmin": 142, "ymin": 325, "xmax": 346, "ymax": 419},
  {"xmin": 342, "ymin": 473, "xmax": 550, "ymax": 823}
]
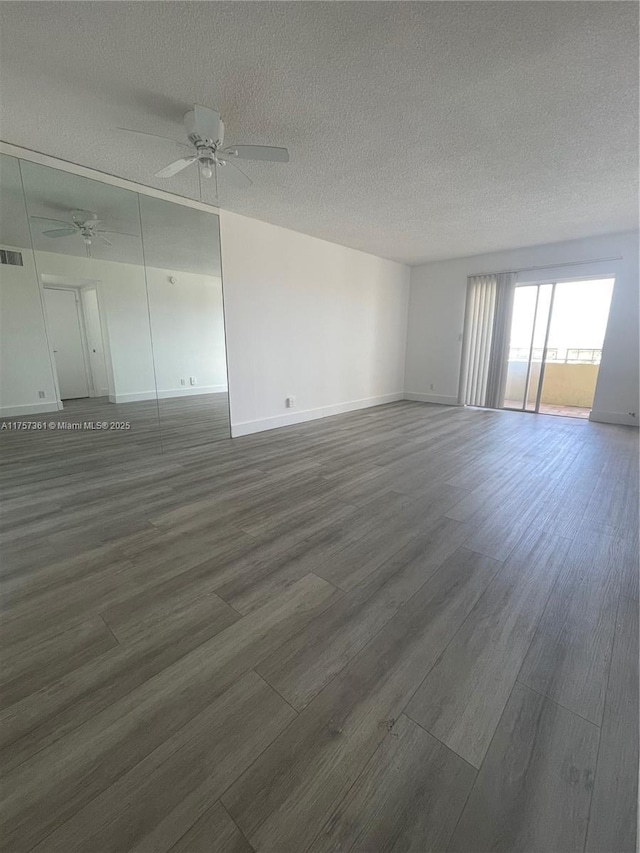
[
  {"xmin": 117, "ymin": 104, "xmax": 289, "ymax": 197},
  {"xmin": 30, "ymin": 210, "xmax": 138, "ymax": 257}
]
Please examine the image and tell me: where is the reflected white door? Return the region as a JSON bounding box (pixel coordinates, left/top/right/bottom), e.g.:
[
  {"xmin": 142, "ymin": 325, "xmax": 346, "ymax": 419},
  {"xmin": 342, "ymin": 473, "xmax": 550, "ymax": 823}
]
[
  {"xmin": 82, "ymin": 288, "xmax": 109, "ymax": 396},
  {"xmin": 44, "ymin": 288, "xmax": 89, "ymax": 400}
]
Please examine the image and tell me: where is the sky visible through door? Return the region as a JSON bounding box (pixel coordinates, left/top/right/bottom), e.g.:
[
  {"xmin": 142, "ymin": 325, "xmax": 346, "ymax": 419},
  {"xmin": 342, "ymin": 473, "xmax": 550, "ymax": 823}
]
[{"xmin": 505, "ymin": 278, "xmax": 614, "ymax": 417}]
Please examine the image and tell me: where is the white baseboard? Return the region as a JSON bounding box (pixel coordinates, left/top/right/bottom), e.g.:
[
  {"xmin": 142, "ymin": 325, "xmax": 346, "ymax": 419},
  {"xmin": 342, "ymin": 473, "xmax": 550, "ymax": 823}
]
[
  {"xmin": 109, "ymin": 391, "xmax": 157, "ymax": 404},
  {"xmin": 0, "ymin": 400, "xmax": 63, "ymax": 417},
  {"xmin": 231, "ymin": 392, "xmax": 404, "ymax": 437},
  {"xmin": 403, "ymin": 392, "xmax": 461, "ymax": 406},
  {"xmin": 109, "ymin": 387, "xmax": 227, "ymax": 404},
  {"xmin": 589, "ymin": 410, "xmax": 639, "ymax": 427},
  {"xmin": 156, "ymin": 385, "xmax": 227, "ymax": 400}
]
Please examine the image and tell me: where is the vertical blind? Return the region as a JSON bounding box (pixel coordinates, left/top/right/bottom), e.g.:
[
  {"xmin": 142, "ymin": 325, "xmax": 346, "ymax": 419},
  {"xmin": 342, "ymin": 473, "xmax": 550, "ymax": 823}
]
[
  {"xmin": 459, "ymin": 274, "xmax": 496, "ymax": 407},
  {"xmin": 459, "ymin": 272, "xmax": 516, "ymax": 408}
]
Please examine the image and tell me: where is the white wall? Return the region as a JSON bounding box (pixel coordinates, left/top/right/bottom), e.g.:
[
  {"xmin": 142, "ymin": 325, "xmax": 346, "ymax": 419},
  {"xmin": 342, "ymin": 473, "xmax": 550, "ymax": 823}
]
[
  {"xmin": 145, "ymin": 266, "xmax": 227, "ymax": 398},
  {"xmin": 33, "ymin": 253, "xmax": 227, "ymax": 403},
  {"xmin": 220, "ymin": 211, "xmax": 410, "ymax": 436},
  {"xmin": 404, "ymin": 231, "xmax": 639, "ymax": 426},
  {"xmin": 0, "ymin": 244, "xmax": 60, "ymax": 416}
]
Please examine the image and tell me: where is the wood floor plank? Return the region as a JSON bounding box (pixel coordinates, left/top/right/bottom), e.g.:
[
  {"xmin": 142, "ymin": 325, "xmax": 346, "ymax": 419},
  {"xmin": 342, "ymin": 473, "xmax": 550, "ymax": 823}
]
[
  {"xmin": 1, "ymin": 574, "xmax": 338, "ymax": 851},
  {"xmin": 1, "ymin": 484, "xmax": 177, "ymax": 549},
  {"xmin": 147, "ymin": 467, "xmax": 332, "ymax": 535},
  {"xmin": 1, "ymin": 542, "xmax": 134, "ymax": 610},
  {"xmin": 447, "ymin": 682, "xmax": 600, "ymax": 853},
  {"xmin": 0, "ymin": 539, "xmax": 57, "ymax": 578},
  {"xmin": 583, "ymin": 464, "xmax": 639, "ymax": 535},
  {"xmin": 168, "ymin": 802, "xmax": 253, "ymax": 853},
  {"xmin": 131, "ymin": 493, "xmax": 354, "ymax": 622},
  {"xmin": 406, "ymin": 527, "xmax": 569, "ymax": 767},
  {"xmin": 445, "ymin": 425, "xmax": 582, "ymax": 530},
  {"xmin": 518, "ymin": 527, "xmax": 623, "ymax": 725},
  {"xmin": 471, "ymin": 456, "xmax": 601, "ymax": 545},
  {"xmin": 222, "ymin": 547, "xmax": 501, "ymax": 853},
  {"xmin": 101, "ymin": 580, "xmax": 240, "ymax": 646},
  {"xmin": 0, "ymin": 615, "xmax": 118, "ymax": 709},
  {"xmin": 444, "ymin": 462, "xmax": 537, "ymax": 525},
  {"xmin": 1, "ymin": 523, "xmax": 250, "ymax": 648},
  {"xmin": 312, "ymin": 486, "xmax": 470, "ymax": 591},
  {"xmin": 257, "ymin": 529, "xmax": 487, "ymax": 710},
  {"xmin": 0, "ymin": 583, "xmax": 241, "ymax": 773},
  {"xmin": 1, "ymin": 547, "xmax": 141, "ymax": 646},
  {"xmin": 308, "ymin": 714, "xmax": 476, "ymax": 853},
  {"xmin": 585, "ymin": 595, "xmax": 639, "ymax": 853},
  {"xmin": 462, "ymin": 515, "xmax": 531, "ymax": 562},
  {"xmin": 619, "ymin": 532, "xmax": 639, "ymax": 601},
  {"xmin": 206, "ymin": 500, "xmax": 394, "ymax": 614},
  {"xmin": 31, "ymin": 671, "xmax": 292, "ymax": 853},
  {"xmin": 525, "ymin": 462, "xmax": 601, "ymax": 539}
]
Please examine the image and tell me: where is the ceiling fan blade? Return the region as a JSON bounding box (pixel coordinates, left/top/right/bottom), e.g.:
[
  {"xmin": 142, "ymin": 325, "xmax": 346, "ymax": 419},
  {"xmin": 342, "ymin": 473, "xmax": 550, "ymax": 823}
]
[
  {"xmin": 42, "ymin": 228, "xmax": 77, "ymax": 238},
  {"xmin": 97, "ymin": 230, "xmax": 140, "ymax": 238},
  {"xmin": 116, "ymin": 128, "xmax": 190, "ymax": 149},
  {"xmin": 193, "ymin": 105, "xmax": 221, "ymax": 140},
  {"xmin": 220, "ymin": 160, "xmax": 253, "ymax": 189},
  {"xmin": 224, "ymin": 145, "xmax": 289, "ymax": 163},
  {"xmin": 30, "ymin": 216, "xmax": 74, "ymax": 226},
  {"xmin": 155, "ymin": 157, "xmax": 197, "ymax": 178},
  {"xmin": 97, "ymin": 235, "xmax": 113, "ymax": 247}
]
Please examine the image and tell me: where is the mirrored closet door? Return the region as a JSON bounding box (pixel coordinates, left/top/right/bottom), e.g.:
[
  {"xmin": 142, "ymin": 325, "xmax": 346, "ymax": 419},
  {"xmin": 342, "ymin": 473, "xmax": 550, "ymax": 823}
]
[
  {"xmin": 0, "ymin": 153, "xmax": 230, "ymax": 463},
  {"xmin": 139, "ymin": 194, "xmax": 229, "ymax": 453},
  {"xmin": 19, "ymin": 158, "xmax": 162, "ymax": 457}
]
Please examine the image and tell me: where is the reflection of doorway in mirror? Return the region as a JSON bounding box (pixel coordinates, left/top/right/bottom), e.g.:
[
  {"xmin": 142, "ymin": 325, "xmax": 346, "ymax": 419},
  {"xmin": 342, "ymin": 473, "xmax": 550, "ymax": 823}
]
[
  {"xmin": 43, "ymin": 284, "xmax": 108, "ymax": 403},
  {"xmin": 80, "ymin": 286, "xmax": 109, "ymax": 397}
]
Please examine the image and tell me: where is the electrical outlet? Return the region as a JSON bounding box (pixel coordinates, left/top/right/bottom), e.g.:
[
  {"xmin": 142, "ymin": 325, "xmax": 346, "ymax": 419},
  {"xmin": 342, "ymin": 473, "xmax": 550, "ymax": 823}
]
[
  {"xmin": 180, "ymin": 378, "xmax": 186, "ymax": 386},
  {"xmin": 38, "ymin": 390, "xmax": 45, "ymax": 399},
  {"xmin": 429, "ymin": 383, "xmax": 434, "ymax": 391},
  {"xmin": 190, "ymin": 377, "xmax": 197, "ymax": 386},
  {"xmin": 286, "ymin": 396, "xmax": 295, "ymax": 408}
]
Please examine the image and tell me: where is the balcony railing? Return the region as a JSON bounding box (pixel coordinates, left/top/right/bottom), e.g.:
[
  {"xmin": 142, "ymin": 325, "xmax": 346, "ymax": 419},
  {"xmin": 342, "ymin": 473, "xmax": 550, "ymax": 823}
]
[{"xmin": 508, "ymin": 348, "xmax": 602, "ymax": 364}]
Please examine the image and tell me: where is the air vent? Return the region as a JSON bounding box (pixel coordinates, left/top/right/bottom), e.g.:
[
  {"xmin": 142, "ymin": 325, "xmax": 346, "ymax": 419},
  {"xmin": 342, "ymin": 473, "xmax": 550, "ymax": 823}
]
[{"xmin": 0, "ymin": 249, "xmax": 23, "ymax": 266}]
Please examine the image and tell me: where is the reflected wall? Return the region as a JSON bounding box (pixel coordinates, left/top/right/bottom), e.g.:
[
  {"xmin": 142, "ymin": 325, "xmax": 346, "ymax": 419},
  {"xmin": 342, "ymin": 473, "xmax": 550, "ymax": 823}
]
[
  {"xmin": 0, "ymin": 154, "xmax": 229, "ymax": 455},
  {"xmin": 139, "ymin": 195, "xmax": 229, "ymax": 451}
]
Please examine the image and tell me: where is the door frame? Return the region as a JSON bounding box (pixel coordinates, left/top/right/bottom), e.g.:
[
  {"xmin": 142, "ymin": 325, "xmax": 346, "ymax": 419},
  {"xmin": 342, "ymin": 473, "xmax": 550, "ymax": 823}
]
[
  {"xmin": 42, "ymin": 284, "xmax": 93, "ymax": 400},
  {"xmin": 503, "ymin": 281, "xmax": 557, "ymax": 415},
  {"xmin": 79, "ymin": 283, "xmax": 109, "ymax": 397},
  {"xmin": 503, "ymin": 274, "xmax": 615, "ymax": 416}
]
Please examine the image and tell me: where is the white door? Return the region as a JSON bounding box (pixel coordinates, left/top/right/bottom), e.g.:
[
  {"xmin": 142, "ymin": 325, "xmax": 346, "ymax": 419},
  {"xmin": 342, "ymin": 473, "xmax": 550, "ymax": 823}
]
[
  {"xmin": 44, "ymin": 288, "xmax": 89, "ymax": 400},
  {"xmin": 82, "ymin": 288, "xmax": 109, "ymax": 396}
]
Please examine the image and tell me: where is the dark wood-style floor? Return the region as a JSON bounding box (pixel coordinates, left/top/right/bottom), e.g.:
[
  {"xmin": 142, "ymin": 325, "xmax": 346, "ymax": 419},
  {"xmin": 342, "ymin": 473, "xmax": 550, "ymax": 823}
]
[
  {"xmin": 1, "ymin": 401, "xmax": 638, "ymax": 852},
  {"xmin": 2, "ymin": 391, "xmax": 232, "ymax": 461}
]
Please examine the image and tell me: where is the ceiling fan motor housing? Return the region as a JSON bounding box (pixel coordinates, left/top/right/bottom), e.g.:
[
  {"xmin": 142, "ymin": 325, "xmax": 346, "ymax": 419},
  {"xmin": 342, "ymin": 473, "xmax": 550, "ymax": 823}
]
[
  {"xmin": 184, "ymin": 110, "xmax": 224, "ymax": 146},
  {"xmin": 72, "ymin": 209, "xmax": 98, "ymax": 227}
]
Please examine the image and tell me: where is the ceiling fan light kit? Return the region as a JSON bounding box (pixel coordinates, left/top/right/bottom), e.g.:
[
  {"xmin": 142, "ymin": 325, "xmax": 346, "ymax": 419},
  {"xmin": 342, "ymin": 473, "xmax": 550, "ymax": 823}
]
[{"xmin": 119, "ymin": 104, "xmax": 289, "ymax": 195}]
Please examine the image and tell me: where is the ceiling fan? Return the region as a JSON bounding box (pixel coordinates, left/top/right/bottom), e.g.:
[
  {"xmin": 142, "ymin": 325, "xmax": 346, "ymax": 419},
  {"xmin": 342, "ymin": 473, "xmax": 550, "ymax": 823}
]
[
  {"xmin": 118, "ymin": 104, "xmax": 289, "ymax": 193},
  {"xmin": 30, "ymin": 210, "xmax": 138, "ymax": 257}
]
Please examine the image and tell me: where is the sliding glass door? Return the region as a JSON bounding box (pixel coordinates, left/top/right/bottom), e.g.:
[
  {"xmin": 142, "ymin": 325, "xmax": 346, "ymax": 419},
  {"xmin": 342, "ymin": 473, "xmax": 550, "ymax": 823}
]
[
  {"xmin": 503, "ymin": 283, "xmax": 554, "ymax": 412},
  {"xmin": 503, "ymin": 278, "xmax": 615, "ymax": 416},
  {"xmin": 461, "ymin": 273, "xmax": 615, "ymax": 417},
  {"xmin": 536, "ymin": 278, "xmax": 614, "ymax": 418}
]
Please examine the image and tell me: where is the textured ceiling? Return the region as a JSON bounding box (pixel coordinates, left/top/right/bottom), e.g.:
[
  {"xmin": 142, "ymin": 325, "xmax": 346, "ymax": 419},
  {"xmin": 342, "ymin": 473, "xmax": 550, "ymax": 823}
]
[{"xmin": 0, "ymin": 1, "xmax": 637, "ymax": 265}]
